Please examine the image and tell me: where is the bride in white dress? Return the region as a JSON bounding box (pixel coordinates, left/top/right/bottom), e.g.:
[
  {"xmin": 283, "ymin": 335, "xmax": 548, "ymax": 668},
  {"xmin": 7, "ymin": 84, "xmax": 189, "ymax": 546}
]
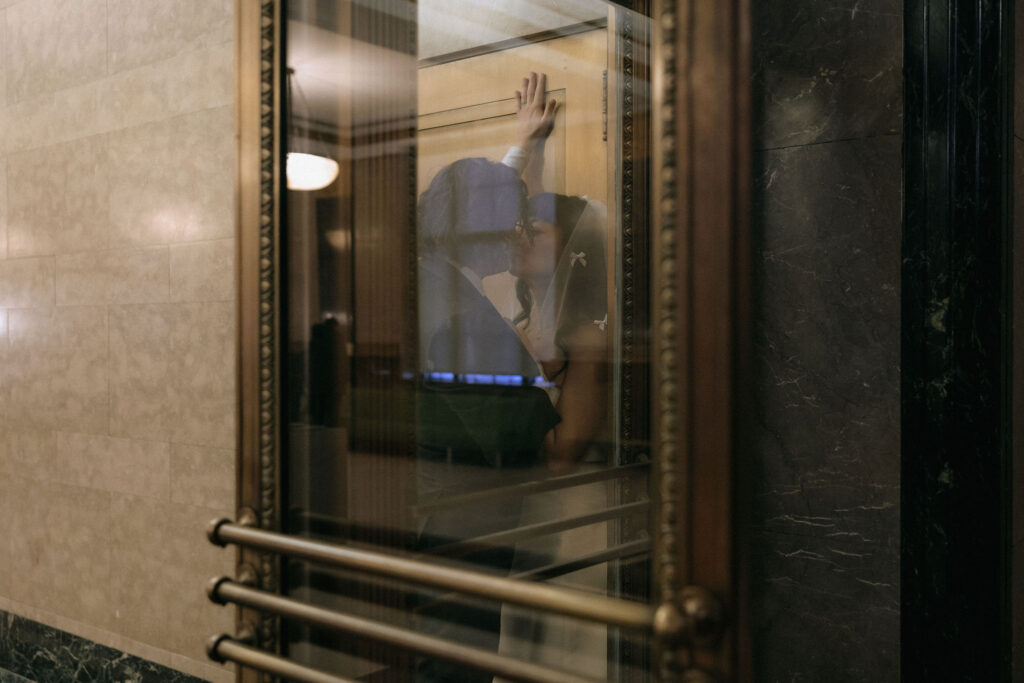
[
  {"xmin": 492, "ymin": 190, "xmax": 611, "ymax": 681},
  {"xmin": 484, "ymin": 73, "xmax": 613, "ymax": 680}
]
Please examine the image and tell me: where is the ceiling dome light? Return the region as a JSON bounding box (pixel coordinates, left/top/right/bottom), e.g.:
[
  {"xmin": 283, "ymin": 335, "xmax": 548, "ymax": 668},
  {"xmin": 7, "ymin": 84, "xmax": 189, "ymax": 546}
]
[{"xmin": 287, "ymin": 152, "xmax": 339, "ymax": 191}]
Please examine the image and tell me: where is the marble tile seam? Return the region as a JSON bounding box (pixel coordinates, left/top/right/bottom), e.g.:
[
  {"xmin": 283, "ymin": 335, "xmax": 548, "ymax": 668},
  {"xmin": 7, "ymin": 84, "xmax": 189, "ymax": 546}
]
[
  {"xmin": 0, "ymin": 253, "xmax": 54, "ymax": 265},
  {"xmin": 103, "ymin": 0, "xmax": 110, "ymax": 81},
  {"xmin": 8, "ymin": 473, "xmax": 172, "ymax": 507},
  {"xmin": 759, "ymin": 131, "xmax": 902, "ymax": 153},
  {"xmin": 2, "ymin": 459, "xmax": 232, "ymax": 503},
  {"xmin": 47, "ymin": 287, "xmax": 237, "ymax": 312},
  {"xmin": 2, "ymin": 99, "xmax": 235, "ymax": 158},
  {"xmin": 1, "ymin": 434, "xmax": 233, "ymax": 513},
  {"xmin": 105, "ymin": 36, "xmax": 236, "ymax": 81},
  {"xmin": 41, "ymin": 238, "xmax": 238, "ymax": 263},
  {"xmin": 0, "ymin": 43, "xmax": 234, "ymax": 156},
  {"xmin": 3, "ymin": 29, "xmax": 233, "ymax": 106},
  {"xmin": 750, "ymin": 525, "xmax": 896, "ymax": 541}
]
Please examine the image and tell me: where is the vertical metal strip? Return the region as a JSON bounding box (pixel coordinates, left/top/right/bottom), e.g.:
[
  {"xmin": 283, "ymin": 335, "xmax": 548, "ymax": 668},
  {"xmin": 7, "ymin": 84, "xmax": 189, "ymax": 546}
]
[
  {"xmin": 620, "ymin": 7, "xmax": 637, "ymax": 459},
  {"xmin": 653, "ymin": 0, "xmax": 683, "ymax": 678},
  {"xmin": 257, "ymin": 0, "xmax": 282, "ymax": 658},
  {"xmin": 235, "ymin": 0, "xmax": 284, "ymax": 677}
]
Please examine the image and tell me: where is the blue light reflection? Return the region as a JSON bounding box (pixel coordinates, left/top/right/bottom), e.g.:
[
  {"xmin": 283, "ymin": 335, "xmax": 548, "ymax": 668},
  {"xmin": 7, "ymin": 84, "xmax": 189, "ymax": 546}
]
[{"xmin": 423, "ymin": 372, "xmax": 553, "ymax": 387}]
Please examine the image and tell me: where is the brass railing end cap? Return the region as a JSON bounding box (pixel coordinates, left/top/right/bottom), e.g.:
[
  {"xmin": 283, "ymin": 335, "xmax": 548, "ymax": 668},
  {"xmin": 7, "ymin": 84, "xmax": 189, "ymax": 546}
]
[
  {"xmin": 653, "ymin": 601, "xmax": 687, "ymax": 644},
  {"xmin": 680, "ymin": 585, "xmax": 726, "ymax": 645},
  {"xmin": 206, "ymin": 576, "xmax": 232, "ymax": 605},
  {"xmin": 206, "ymin": 633, "xmax": 231, "ymax": 663},
  {"xmin": 206, "ymin": 518, "xmax": 232, "ymax": 546},
  {"xmin": 654, "ymin": 586, "xmax": 726, "ymax": 646}
]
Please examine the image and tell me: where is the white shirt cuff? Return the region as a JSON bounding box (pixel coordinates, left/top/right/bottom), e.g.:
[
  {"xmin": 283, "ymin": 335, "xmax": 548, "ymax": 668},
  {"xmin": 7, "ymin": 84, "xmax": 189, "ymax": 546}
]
[{"xmin": 501, "ymin": 145, "xmax": 529, "ymax": 173}]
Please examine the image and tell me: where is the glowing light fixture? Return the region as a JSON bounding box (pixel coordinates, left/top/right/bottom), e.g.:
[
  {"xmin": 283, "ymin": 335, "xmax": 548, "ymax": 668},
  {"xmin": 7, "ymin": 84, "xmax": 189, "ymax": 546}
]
[
  {"xmin": 286, "ymin": 68, "xmax": 338, "ymax": 191},
  {"xmin": 287, "ymin": 152, "xmax": 339, "ymax": 191}
]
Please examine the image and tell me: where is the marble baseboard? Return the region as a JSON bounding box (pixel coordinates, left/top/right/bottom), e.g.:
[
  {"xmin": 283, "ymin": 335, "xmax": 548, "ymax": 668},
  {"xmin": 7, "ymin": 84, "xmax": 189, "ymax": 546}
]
[
  {"xmin": 0, "ymin": 611, "xmax": 206, "ymax": 683},
  {"xmin": 0, "ymin": 670, "xmax": 35, "ymax": 683}
]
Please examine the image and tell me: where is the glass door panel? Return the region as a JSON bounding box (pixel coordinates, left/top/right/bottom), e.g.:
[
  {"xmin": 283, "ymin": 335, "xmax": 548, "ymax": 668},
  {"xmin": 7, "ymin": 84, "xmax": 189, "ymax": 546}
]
[{"xmin": 282, "ymin": 1, "xmax": 652, "ymax": 679}]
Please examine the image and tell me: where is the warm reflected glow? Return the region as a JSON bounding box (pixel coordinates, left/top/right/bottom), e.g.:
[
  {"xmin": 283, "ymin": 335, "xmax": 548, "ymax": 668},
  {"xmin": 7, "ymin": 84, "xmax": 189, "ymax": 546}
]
[
  {"xmin": 286, "ymin": 152, "xmax": 339, "ymax": 191},
  {"xmin": 324, "ymin": 229, "xmax": 350, "ymax": 251}
]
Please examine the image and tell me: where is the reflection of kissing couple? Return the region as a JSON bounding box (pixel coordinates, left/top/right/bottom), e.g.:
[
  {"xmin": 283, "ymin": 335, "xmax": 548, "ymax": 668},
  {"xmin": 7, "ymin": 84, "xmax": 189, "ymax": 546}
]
[
  {"xmin": 418, "ymin": 71, "xmax": 608, "ymax": 475},
  {"xmin": 414, "ymin": 73, "xmax": 608, "ymax": 682}
]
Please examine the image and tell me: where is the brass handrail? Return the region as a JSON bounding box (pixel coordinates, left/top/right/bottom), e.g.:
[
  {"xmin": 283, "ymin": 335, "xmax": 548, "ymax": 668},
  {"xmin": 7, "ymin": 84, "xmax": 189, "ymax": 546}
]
[
  {"xmin": 207, "ymin": 635, "xmax": 357, "ymax": 683},
  {"xmin": 292, "ymin": 539, "xmax": 650, "ymax": 612},
  {"xmin": 416, "ymin": 539, "xmax": 652, "ymax": 617},
  {"xmin": 208, "ymin": 579, "xmax": 601, "ymax": 683},
  {"xmin": 208, "ymin": 518, "xmax": 658, "ymax": 632},
  {"xmin": 429, "ymin": 500, "xmax": 649, "ymax": 558},
  {"xmin": 511, "ymin": 538, "xmax": 650, "ymax": 582},
  {"xmin": 412, "ymin": 461, "xmax": 650, "ymax": 514},
  {"xmin": 292, "ymin": 499, "xmax": 648, "ymax": 560}
]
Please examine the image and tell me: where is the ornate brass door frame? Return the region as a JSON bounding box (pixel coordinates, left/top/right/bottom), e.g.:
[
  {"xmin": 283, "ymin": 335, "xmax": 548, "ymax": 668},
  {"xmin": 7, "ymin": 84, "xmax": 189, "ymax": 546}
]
[
  {"xmin": 235, "ymin": 0, "xmax": 283, "ymax": 668},
  {"xmin": 650, "ymin": 0, "xmax": 750, "ymax": 678},
  {"xmin": 231, "ymin": 0, "xmax": 751, "ymax": 679}
]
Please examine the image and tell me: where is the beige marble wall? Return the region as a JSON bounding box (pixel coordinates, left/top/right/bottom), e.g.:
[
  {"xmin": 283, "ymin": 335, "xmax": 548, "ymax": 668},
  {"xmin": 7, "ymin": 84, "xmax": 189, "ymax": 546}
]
[{"xmin": 0, "ymin": 1, "xmax": 236, "ymax": 681}]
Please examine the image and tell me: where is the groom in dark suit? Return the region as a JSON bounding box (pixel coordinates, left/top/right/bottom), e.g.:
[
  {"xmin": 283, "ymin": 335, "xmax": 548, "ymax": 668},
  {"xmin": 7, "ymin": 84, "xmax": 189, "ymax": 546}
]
[{"xmin": 414, "ymin": 157, "xmax": 559, "ymax": 682}]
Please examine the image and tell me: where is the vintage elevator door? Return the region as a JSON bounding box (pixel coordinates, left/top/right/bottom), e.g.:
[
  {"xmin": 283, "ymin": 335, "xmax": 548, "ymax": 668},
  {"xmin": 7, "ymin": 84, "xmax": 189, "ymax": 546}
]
[
  {"xmin": 283, "ymin": 4, "xmax": 652, "ymax": 679},
  {"xmin": 218, "ymin": 0, "xmax": 742, "ymax": 680}
]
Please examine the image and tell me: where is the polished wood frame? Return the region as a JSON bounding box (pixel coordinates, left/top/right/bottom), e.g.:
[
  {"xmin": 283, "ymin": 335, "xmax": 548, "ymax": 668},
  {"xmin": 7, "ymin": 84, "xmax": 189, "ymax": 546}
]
[{"xmin": 233, "ymin": 0, "xmax": 750, "ymax": 680}]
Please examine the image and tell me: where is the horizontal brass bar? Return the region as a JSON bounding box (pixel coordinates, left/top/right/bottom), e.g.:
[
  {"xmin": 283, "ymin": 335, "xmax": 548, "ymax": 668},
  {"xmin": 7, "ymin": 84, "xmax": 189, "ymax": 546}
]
[
  {"xmin": 511, "ymin": 539, "xmax": 651, "ymax": 582},
  {"xmin": 417, "ymin": 539, "xmax": 652, "ymax": 617},
  {"xmin": 429, "ymin": 500, "xmax": 650, "ymax": 558},
  {"xmin": 211, "ymin": 580, "xmax": 600, "ymax": 683},
  {"xmin": 208, "ymin": 635, "xmax": 356, "ymax": 683},
  {"xmin": 413, "ymin": 462, "xmax": 650, "ymax": 515},
  {"xmin": 210, "ymin": 520, "xmax": 655, "ymax": 631},
  {"xmin": 286, "ymin": 511, "xmax": 412, "ymax": 548}
]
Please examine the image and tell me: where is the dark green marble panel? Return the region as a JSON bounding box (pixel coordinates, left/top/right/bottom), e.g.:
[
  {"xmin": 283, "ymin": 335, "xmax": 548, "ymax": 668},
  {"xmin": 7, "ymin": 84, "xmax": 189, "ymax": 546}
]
[
  {"xmin": 0, "ymin": 670, "xmax": 34, "ymax": 683},
  {"xmin": 0, "ymin": 611, "xmax": 209, "ymax": 683}
]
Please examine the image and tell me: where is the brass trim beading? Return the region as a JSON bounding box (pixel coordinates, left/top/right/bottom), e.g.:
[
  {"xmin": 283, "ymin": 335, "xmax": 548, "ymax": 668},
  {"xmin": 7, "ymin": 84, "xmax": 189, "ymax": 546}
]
[
  {"xmin": 254, "ymin": 0, "xmax": 281, "ymax": 657},
  {"xmin": 654, "ymin": 0, "xmax": 684, "ymax": 677}
]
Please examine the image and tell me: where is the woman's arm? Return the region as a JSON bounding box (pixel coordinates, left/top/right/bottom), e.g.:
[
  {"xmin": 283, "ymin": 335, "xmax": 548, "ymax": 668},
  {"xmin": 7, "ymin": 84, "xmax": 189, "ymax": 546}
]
[
  {"xmin": 544, "ymin": 324, "xmax": 608, "ymax": 475},
  {"xmin": 514, "ymin": 72, "xmax": 557, "ymax": 196}
]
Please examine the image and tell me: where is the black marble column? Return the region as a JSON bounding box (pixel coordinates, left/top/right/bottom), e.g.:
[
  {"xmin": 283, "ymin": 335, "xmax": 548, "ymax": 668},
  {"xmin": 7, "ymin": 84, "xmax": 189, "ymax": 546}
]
[
  {"xmin": 750, "ymin": 0, "xmax": 902, "ymax": 680},
  {"xmin": 902, "ymin": 0, "xmax": 1014, "ymax": 680},
  {"xmin": 1013, "ymin": 0, "xmax": 1024, "ymax": 677}
]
